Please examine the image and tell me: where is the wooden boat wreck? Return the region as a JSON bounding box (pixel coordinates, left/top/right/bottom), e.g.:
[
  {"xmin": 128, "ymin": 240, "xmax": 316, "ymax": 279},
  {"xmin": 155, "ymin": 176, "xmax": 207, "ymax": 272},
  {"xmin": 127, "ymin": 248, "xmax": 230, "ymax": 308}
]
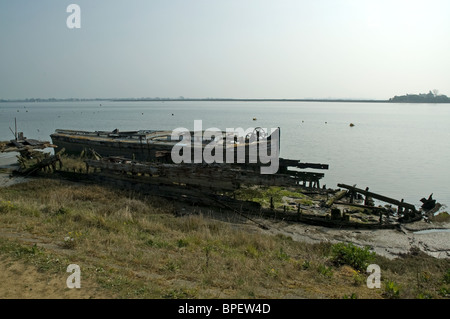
[
  {"xmin": 1, "ymin": 119, "xmax": 55, "ymax": 156},
  {"xmin": 1, "ymin": 134, "xmax": 55, "ymax": 157},
  {"xmin": 50, "ymin": 127, "xmax": 279, "ymax": 164},
  {"xmin": 1, "ymin": 129, "xmax": 61, "ymax": 176},
  {"xmin": 47, "ymin": 126, "xmax": 429, "ymax": 229},
  {"xmin": 78, "ymin": 154, "xmax": 426, "ymax": 229}
]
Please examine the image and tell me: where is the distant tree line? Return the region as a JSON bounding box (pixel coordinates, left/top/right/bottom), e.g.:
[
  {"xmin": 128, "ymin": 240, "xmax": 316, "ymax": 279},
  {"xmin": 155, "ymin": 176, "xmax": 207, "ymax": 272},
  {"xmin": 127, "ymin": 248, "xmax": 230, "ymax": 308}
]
[
  {"xmin": 389, "ymin": 90, "xmax": 450, "ymax": 103},
  {"xmin": 0, "ymin": 98, "xmax": 108, "ymax": 102}
]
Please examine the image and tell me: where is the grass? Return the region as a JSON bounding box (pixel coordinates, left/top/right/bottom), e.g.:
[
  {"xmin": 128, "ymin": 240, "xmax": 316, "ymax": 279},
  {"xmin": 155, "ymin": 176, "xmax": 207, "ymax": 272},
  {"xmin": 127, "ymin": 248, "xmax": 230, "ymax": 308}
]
[
  {"xmin": 432, "ymin": 211, "xmax": 450, "ymax": 223},
  {"xmin": 232, "ymin": 185, "xmax": 314, "ymax": 210},
  {"xmin": 0, "ymin": 178, "xmax": 449, "ymax": 299}
]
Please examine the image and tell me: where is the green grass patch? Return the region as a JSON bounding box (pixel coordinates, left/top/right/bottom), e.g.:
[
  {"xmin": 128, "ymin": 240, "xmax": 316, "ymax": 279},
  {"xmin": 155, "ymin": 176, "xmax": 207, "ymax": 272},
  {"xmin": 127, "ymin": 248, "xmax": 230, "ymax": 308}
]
[{"xmin": 233, "ymin": 186, "xmax": 314, "ymax": 209}]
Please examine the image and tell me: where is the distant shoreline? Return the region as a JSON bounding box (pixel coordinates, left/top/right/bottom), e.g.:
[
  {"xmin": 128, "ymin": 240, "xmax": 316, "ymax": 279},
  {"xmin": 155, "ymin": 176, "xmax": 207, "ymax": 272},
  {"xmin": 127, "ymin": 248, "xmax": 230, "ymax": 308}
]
[{"xmin": 1, "ymin": 98, "xmax": 449, "ymax": 103}]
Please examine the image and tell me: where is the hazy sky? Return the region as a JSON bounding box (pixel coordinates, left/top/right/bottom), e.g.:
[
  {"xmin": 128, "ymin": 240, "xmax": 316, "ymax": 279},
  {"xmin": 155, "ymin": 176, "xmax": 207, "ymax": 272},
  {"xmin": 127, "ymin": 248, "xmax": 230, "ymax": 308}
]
[{"xmin": 1, "ymin": 0, "xmax": 449, "ymax": 100}]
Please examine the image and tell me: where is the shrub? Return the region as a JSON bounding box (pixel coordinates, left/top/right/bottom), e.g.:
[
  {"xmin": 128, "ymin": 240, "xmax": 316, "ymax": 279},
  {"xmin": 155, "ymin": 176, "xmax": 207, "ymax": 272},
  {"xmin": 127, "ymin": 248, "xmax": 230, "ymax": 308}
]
[
  {"xmin": 330, "ymin": 242, "xmax": 375, "ymax": 271},
  {"xmin": 317, "ymin": 264, "xmax": 333, "ymax": 278},
  {"xmin": 383, "ymin": 280, "xmax": 400, "ymax": 299}
]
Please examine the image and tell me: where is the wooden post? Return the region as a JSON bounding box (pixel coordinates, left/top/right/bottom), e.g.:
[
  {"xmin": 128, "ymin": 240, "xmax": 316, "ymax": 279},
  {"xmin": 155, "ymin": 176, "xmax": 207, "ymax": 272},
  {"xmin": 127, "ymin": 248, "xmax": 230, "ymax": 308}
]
[
  {"xmin": 364, "ymin": 187, "xmax": 369, "ymax": 205},
  {"xmin": 398, "ymin": 199, "xmax": 404, "ymax": 215}
]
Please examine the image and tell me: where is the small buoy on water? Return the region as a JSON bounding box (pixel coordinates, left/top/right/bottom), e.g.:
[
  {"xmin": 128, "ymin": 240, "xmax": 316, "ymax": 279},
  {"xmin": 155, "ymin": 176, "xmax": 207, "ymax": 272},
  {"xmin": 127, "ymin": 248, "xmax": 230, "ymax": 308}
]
[{"xmin": 349, "ymin": 123, "xmax": 355, "ymax": 127}]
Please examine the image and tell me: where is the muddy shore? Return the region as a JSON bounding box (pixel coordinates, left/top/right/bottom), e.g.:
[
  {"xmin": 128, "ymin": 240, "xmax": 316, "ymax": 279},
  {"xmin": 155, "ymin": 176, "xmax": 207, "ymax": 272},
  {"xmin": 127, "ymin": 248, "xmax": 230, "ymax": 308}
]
[{"xmin": 253, "ymin": 217, "xmax": 450, "ymax": 259}]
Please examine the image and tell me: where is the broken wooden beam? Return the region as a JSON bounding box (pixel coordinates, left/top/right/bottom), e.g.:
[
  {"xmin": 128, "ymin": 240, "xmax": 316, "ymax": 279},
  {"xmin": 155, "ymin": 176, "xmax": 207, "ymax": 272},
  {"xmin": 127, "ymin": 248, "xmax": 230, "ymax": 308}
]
[
  {"xmin": 279, "ymin": 158, "xmax": 329, "ymax": 170},
  {"xmin": 337, "ymin": 183, "xmax": 416, "ymax": 212},
  {"xmin": 324, "ymin": 190, "xmax": 347, "ymax": 208},
  {"xmin": 17, "ymin": 154, "xmax": 62, "ymax": 176}
]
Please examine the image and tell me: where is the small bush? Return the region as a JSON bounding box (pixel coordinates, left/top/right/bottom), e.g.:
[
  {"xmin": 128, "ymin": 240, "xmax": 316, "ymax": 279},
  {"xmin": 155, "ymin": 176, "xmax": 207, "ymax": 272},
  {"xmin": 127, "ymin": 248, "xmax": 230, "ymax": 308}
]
[
  {"xmin": 317, "ymin": 264, "xmax": 333, "ymax": 278},
  {"xmin": 352, "ymin": 270, "xmax": 365, "ymax": 286},
  {"xmin": 330, "ymin": 243, "xmax": 375, "ymax": 271},
  {"xmin": 383, "ymin": 280, "xmax": 400, "ymax": 299}
]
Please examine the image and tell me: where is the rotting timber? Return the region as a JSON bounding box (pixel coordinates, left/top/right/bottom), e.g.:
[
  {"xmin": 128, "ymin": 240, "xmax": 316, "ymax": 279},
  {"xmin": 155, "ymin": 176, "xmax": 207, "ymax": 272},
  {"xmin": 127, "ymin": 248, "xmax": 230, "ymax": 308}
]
[
  {"xmin": 1, "ymin": 128, "xmax": 60, "ymax": 176},
  {"xmin": 0, "ymin": 135, "xmax": 55, "ymax": 156},
  {"xmin": 81, "ymin": 155, "xmax": 426, "ymax": 229},
  {"xmin": 84, "ymin": 157, "xmax": 328, "ymax": 192},
  {"xmin": 50, "ymin": 127, "xmax": 279, "ymax": 164}
]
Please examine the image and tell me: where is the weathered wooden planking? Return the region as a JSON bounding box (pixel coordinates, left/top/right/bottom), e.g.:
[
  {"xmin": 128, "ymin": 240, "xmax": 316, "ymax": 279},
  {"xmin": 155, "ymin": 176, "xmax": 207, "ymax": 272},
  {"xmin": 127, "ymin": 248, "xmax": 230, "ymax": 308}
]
[
  {"xmin": 279, "ymin": 158, "xmax": 329, "ymax": 170},
  {"xmin": 85, "ymin": 159, "xmax": 304, "ymax": 191}
]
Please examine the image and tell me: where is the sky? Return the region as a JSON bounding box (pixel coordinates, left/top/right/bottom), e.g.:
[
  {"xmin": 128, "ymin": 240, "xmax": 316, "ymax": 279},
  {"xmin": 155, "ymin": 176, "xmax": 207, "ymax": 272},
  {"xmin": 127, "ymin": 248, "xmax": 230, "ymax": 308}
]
[{"xmin": 0, "ymin": 0, "xmax": 449, "ymax": 100}]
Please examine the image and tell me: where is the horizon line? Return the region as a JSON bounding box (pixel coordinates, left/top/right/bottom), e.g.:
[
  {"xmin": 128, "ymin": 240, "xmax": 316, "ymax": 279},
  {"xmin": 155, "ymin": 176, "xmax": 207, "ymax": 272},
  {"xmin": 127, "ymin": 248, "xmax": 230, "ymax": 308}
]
[{"xmin": 0, "ymin": 97, "xmax": 390, "ymax": 103}]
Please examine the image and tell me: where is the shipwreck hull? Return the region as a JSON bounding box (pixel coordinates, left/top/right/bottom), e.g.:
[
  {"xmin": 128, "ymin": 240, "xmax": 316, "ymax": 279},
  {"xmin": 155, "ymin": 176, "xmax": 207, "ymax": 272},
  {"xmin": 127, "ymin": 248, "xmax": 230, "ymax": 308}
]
[{"xmin": 50, "ymin": 128, "xmax": 278, "ymax": 164}]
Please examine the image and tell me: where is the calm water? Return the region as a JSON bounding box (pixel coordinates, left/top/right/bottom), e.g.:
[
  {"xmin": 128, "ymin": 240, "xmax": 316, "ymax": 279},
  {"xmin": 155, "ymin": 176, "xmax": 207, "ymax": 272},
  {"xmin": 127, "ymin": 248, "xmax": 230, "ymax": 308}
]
[{"xmin": 1, "ymin": 101, "xmax": 449, "ymax": 208}]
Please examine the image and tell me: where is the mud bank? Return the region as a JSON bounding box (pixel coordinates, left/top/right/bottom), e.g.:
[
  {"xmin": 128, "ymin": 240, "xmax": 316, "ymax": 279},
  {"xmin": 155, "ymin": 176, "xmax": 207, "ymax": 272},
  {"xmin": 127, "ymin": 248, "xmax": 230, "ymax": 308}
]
[{"xmin": 255, "ymin": 217, "xmax": 450, "ymax": 259}]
